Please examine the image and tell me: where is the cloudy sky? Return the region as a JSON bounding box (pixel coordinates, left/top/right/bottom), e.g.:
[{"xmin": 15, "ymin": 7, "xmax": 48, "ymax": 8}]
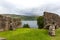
[{"xmin": 0, "ymin": 0, "xmax": 60, "ymax": 16}]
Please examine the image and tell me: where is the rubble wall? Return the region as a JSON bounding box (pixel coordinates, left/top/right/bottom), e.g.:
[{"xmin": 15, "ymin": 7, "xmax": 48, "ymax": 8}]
[
  {"xmin": 44, "ymin": 12, "xmax": 60, "ymax": 28},
  {"xmin": 0, "ymin": 15, "xmax": 21, "ymax": 31}
]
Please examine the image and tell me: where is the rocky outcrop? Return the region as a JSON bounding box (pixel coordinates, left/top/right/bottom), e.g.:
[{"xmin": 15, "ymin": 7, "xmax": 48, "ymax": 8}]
[{"xmin": 44, "ymin": 12, "xmax": 60, "ymax": 29}]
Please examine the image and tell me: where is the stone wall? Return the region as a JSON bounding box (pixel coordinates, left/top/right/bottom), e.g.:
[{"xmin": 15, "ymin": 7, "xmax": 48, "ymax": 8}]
[
  {"xmin": 0, "ymin": 15, "xmax": 21, "ymax": 31},
  {"xmin": 44, "ymin": 12, "xmax": 60, "ymax": 29}
]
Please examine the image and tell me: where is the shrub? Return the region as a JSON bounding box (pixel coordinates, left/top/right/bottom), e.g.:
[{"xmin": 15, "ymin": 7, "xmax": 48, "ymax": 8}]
[
  {"xmin": 23, "ymin": 24, "xmax": 30, "ymax": 28},
  {"xmin": 37, "ymin": 16, "xmax": 44, "ymax": 29}
]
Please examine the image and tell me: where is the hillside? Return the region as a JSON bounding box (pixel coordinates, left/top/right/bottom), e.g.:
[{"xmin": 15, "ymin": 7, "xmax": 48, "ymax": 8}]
[{"xmin": 1, "ymin": 14, "xmax": 38, "ymax": 20}]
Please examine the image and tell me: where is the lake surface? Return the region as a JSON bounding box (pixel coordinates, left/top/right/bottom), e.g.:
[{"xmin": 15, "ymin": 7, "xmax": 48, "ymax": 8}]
[{"xmin": 21, "ymin": 21, "xmax": 38, "ymax": 28}]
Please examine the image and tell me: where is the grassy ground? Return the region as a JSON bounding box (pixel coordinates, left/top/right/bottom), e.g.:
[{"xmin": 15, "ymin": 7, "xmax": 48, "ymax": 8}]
[{"xmin": 0, "ymin": 28, "xmax": 60, "ymax": 40}]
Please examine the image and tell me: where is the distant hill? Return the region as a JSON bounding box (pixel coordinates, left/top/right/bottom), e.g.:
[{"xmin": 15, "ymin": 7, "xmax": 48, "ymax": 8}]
[{"xmin": 1, "ymin": 14, "xmax": 39, "ymax": 20}]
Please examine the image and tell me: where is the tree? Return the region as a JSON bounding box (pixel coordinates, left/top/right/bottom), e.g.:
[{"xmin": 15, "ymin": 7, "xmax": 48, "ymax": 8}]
[
  {"xmin": 23, "ymin": 24, "xmax": 30, "ymax": 28},
  {"xmin": 37, "ymin": 16, "xmax": 44, "ymax": 29}
]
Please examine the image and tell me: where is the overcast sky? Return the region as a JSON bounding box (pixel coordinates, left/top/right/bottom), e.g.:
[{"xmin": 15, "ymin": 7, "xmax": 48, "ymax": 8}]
[{"xmin": 0, "ymin": 0, "xmax": 60, "ymax": 16}]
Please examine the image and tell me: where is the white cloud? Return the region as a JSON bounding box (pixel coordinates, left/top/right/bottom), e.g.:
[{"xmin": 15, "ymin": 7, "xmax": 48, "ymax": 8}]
[
  {"xmin": 5, "ymin": 0, "xmax": 60, "ymax": 9},
  {"xmin": 5, "ymin": 0, "xmax": 45, "ymax": 9},
  {"xmin": 0, "ymin": 0, "xmax": 60, "ymax": 16}
]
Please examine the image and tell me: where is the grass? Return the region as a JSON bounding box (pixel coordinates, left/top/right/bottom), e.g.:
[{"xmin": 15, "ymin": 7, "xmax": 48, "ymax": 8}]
[{"xmin": 0, "ymin": 28, "xmax": 60, "ymax": 40}]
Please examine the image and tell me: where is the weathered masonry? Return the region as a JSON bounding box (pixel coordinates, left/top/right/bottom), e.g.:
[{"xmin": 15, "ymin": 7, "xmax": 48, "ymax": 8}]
[
  {"xmin": 44, "ymin": 12, "xmax": 60, "ymax": 29},
  {"xmin": 0, "ymin": 15, "xmax": 21, "ymax": 31}
]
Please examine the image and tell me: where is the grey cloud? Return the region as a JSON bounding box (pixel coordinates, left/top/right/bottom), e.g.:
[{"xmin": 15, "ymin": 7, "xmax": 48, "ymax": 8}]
[
  {"xmin": 0, "ymin": 0, "xmax": 60, "ymax": 16},
  {"xmin": 0, "ymin": 0, "xmax": 19, "ymax": 14}
]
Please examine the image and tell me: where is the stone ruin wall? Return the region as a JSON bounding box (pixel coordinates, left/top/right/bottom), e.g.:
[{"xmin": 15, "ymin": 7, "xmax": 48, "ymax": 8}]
[
  {"xmin": 44, "ymin": 12, "xmax": 60, "ymax": 29},
  {"xmin": 0, "ymin": 15, "xmax": 21, "ymax": 31}
]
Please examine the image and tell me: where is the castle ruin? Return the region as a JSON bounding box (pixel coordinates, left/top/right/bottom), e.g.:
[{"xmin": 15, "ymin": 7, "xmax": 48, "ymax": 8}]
[
  {"xmin": 0, "ymin": 15, "xmax": 21, "ymax": 31},
  {"xmin": 44, "ymin": 12, "xmax": 60, "ymax": 29}
]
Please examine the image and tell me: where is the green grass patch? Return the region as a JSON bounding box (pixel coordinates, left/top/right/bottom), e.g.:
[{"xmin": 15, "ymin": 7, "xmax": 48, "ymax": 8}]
[
  {"xmin": 0, "ymin": 28, "xmax": 60, "ymax": 40},
  {"xmin": 0, "ymin": 28, "xmax": 51, "ymax": 40}
]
